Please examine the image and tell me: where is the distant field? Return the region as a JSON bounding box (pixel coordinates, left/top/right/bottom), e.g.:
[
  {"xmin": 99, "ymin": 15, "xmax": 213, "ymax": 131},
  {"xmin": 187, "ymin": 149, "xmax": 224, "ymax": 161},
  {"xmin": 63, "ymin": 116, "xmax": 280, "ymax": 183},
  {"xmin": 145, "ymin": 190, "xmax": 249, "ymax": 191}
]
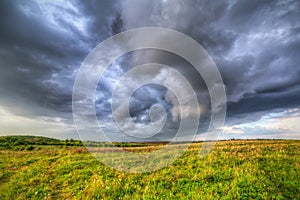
[{"xmin": 0, "ymin": 138, "xmax": 299, "ymax": 199}]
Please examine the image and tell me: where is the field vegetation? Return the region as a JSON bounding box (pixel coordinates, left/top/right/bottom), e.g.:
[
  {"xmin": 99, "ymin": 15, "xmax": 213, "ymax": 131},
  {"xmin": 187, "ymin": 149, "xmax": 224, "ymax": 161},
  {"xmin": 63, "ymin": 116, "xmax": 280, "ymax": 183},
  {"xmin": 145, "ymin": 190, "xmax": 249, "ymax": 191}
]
[{"xmin": 0, "ymin": 136, "xmax": 299, "ymax": 199}]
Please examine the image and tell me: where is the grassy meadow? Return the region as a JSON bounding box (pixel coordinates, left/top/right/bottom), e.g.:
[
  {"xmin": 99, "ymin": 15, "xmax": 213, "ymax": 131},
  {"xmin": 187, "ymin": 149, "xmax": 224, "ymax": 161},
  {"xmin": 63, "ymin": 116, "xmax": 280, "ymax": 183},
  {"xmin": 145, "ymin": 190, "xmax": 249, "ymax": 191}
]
[{"xmin": 0, "ymin": 137, "xmax": 299, "ymax": 199}]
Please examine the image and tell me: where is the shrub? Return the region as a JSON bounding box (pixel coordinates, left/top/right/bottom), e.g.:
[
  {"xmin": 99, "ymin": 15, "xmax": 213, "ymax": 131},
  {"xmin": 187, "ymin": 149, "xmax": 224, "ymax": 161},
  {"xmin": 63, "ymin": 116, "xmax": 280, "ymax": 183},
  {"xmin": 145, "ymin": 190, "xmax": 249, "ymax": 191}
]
[{"xmin": 25, "ymin": 145, "xmax": 35, "ymax": 151}]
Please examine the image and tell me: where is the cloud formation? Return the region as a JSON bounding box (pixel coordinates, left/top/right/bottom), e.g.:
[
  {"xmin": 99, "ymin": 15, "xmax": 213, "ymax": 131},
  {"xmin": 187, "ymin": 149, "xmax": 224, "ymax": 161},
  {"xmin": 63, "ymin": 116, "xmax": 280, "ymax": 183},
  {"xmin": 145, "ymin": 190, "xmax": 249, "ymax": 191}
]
[{"xmin": 0, "ymin": 0, "xmax": 299, "ymax": 140}]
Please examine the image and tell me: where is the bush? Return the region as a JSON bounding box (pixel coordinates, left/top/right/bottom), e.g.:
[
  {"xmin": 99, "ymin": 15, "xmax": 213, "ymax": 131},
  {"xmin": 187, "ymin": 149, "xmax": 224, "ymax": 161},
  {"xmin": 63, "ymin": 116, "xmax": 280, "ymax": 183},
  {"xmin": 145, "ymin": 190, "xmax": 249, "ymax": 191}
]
[{"xmin": 25, "ymin": 145, "xmax": 35, "ymax": 151}]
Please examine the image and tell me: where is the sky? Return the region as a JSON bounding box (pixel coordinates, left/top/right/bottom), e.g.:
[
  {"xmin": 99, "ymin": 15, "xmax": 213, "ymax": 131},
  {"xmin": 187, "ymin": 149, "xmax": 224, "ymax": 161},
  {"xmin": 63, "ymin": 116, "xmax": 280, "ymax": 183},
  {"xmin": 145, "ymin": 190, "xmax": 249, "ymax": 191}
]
[{"xmin": 0, "ymin": 0, "xmax": 299, "ymax": 140}]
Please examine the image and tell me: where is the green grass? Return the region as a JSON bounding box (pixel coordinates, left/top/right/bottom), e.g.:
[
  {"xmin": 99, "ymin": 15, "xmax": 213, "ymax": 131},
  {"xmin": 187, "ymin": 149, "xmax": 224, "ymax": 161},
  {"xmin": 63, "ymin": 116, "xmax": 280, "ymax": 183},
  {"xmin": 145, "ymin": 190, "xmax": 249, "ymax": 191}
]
[{"xmin": 0, "ymin": 140, "xmax": 299, "ymax": 199}]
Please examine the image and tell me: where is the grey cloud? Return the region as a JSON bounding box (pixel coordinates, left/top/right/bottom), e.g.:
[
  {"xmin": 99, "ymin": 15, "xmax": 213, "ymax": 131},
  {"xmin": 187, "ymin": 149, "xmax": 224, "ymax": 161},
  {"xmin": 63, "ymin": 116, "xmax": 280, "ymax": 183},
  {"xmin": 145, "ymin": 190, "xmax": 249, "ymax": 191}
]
[
  {"xmin": 115, "ymin": 0, "xmax": 300, "ymax": 137},
  {"xmin": 0, "ymin": 0, "xmax": 299, "ymax": 139},
  {"xmin": 0, "ymin": 0, "xmax": 120, "ymax": 117}
]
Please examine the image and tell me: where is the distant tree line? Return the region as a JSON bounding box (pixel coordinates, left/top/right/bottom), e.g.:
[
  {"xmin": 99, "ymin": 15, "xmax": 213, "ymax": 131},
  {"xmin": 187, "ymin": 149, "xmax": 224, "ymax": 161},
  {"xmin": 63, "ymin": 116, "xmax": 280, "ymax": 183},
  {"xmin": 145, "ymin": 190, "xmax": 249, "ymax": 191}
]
[
  {"xmin": 0, "ymin": 136, "xmax": 83, "ymax": 150},
  {"xmin": 0, "ymin": 135, "xmax": 167, "ymax": 150}
]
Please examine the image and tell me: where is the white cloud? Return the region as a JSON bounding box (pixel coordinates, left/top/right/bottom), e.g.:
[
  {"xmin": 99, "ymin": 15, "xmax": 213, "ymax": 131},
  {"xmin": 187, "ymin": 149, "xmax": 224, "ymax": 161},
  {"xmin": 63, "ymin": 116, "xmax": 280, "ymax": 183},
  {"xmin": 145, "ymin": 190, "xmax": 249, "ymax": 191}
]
[
  {"xmin": 220, "ymin": 108, "xmax": 300, "ymax": 139},
  {"xmin": 0, "ymin": 106, "xmax": 77, "ymax": 139}
]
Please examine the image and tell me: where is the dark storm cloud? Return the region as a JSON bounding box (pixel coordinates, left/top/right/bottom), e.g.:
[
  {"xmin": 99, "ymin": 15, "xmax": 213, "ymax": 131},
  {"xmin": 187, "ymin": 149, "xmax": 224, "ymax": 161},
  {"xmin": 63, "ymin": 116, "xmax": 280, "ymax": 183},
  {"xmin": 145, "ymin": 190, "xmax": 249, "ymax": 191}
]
[
  {"xmin": 120, "ymin": 0, "xmax": 300, "ymax": 118},
  {"xmin": 0, "ymin": 0, "xmax": 299, "ymax": 139},
  {"xmin": 0, "ymin": 0, "xmax": 120, "ymax": 118}
]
